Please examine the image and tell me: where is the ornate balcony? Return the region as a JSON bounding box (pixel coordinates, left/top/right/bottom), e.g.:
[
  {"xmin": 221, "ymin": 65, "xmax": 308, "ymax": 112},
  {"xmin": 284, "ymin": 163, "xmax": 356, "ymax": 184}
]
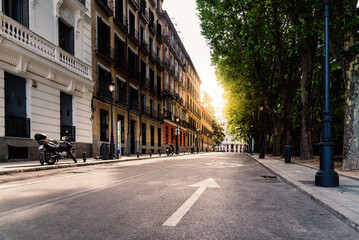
[
  {"xmin": 140, "ymin": 72, "xmax": 151, "ymax": 90},
  {"xmin": 114, "ymin": 14, "xmax": 128, "ymax": 34},
  {"xmin": 95, "ymin": 0, "xmax": 113, "ymax": 16},
  {"xmin": 5, "ymin": 116, "xmax": 30, "ymax": 138},
  {"xmin": 0, "ymin": 13, "xmax": 90, "ymax": 79},
  {"xmin": 129, "ymin": 25, "xmax": 139, "ymax": 45}
]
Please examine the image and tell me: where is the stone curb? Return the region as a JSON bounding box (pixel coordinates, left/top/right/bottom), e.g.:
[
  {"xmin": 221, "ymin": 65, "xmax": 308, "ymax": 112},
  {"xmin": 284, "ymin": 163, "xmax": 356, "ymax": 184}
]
[
  {"xmin": 0, "ymin": 153, "xmax": 204, "ymax": 176},
  {"xmin": 245, "ymin": 154, "xmax": 359, "ymax": 233}
]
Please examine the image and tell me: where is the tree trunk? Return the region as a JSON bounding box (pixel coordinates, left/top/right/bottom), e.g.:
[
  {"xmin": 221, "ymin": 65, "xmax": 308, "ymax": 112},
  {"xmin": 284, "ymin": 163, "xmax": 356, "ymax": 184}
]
[
  {"xmin": 300, "ymin": 47, "xmax": 314, "ymax": 160},
  {"xmin": 270, "ymin": 118, "xmax": 281, "ymax": 156},
  {"xmin": 342, "ymin": 57, "xmax": 359, "ymax": 170}
]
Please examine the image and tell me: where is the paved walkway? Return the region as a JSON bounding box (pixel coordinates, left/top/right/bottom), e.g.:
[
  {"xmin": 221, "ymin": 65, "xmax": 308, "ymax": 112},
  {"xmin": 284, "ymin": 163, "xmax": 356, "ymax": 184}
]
[{"xmin": 247, "ymin": 154, "xmax": 359, "ymax": 233}]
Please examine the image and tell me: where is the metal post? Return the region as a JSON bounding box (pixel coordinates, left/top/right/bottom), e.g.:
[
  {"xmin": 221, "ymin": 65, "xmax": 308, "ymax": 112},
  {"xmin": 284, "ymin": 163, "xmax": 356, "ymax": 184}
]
[
  {"xmin": 110, "ymin": 90, "xmax": 114, "ymax": 159},
  {"xmin": 176, "ymin": 121, "xmax": 179, "ymax": 154},
  {"xmin": 259, "ymin": 103, "xmax": 265, "ymax": 159},
  {"xmin": 315, "ymin": 0, "xmax": 339, "ymax": 187}
]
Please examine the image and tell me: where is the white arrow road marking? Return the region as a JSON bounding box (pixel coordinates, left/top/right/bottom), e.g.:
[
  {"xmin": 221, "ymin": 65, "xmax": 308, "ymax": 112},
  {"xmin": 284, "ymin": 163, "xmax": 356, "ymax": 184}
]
[{"xmin": 163, "ymin": 178, "xmax": 220, "ymax": 227}]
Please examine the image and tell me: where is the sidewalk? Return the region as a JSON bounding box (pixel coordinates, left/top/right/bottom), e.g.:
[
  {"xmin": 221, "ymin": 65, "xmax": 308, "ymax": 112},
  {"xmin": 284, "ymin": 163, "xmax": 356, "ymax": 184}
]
[
  {"xmin": 247, "ymin": 154, "xmax": 359, "ymax": 233},
  {"xmin": 0, "ymin": 152, "xmax": 194, "ymax": 175}
]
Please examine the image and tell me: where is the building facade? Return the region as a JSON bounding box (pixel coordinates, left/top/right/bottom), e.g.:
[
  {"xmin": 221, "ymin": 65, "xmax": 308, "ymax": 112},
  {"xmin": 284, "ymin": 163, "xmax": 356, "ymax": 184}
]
[
  {"xmin": 0, "ymin": 0, "xmax": 213, "ymax": 162},
  {"xmin": 161, "ymin": 11, "xmax": 202, "ymax": 153},
  {"xmin": 0, "ymin": 0, "xmax": 93, "ymax": 161},
  {"xmin": 91, "ymin": 0, "xmax": 164, "ymax": 157},
  {"xmin": 215, "ymin": 106, "xmax": 246, "ymax": 152},
  {"xmin": 201, "ymin": 106, "xmax": 213, "ymax": 151}
]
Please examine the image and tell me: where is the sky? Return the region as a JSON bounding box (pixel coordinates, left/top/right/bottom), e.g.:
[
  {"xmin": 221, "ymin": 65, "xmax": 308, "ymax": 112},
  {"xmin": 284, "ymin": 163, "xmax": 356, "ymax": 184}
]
[{"xmin": 162, "ymin": 0, "xmax": 225, "ymax": 108}]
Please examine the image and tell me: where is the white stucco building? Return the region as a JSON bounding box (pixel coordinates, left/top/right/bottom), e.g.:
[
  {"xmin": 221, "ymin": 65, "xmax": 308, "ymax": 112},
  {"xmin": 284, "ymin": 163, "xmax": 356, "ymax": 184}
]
[
  {"xmin": 215, "ymin": 106, "xmax": 246, "ymax": 153},
  {"xmin": 0, "ymin": 0, "xmax": 93, "ymax": 161}
]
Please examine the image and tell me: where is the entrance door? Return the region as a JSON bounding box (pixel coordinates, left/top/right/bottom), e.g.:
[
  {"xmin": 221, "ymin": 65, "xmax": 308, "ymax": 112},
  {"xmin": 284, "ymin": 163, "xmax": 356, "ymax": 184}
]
[{"xmin": 130, "ymin": 120, "xmax": 136, "ymax": 154}]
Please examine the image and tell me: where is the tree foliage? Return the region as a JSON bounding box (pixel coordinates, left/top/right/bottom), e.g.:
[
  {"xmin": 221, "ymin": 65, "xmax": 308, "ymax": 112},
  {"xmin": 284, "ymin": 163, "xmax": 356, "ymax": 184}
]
[{"xmin": 196, "ymin": 0, "xmax": 357, "ymax": 165}]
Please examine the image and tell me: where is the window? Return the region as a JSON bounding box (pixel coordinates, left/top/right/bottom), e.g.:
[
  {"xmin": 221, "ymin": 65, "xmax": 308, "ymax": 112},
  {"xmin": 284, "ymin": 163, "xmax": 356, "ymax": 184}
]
[
  {"xmin": 116, "ymin": 77, "xmax": 127, "ymax": 105},
  {"xmin": 59, "ymin": 19, "xmax": 74, "ymax": 55},
  {"xmin": 151, "ymin": 125, "xmax": 154, "ymax": 146},
  {"xmin": 142, "ymin": 123, "xmax": 146, "ymax": 145},
  {"xmin": 171, "ymin": 128, "xmax": 174, "ymax": 144},
  {"xmin": 100, "ymin": 109, "xmax": 109, "ymax": 141},
  {"xmin": 115, "ymin": 35, "xmax": 126, "ymax": 67},
  {"xmin": 3, "ymin": 0, "xmax": 29, "ymax": 27},
  {"xmin": 158, "ymin": 128, "xmax": 161, "ymax": 147},
  {"xmin": 98, "ymin": 65, "xmax": 111, "ymax": 99},
  {"xmin": 180, "ymin": 132, "xmax": 182, "ymax": 147},
  {"xmin": 117, "ymin": 115, "xmax": 125, "ymax": 143},
  {"xmin": 97, "ymin": 17, "xmax": 110, "ymax": 58},
  {"xmin": 183, "ymin": 133, "xmax": 186, "ymax": 147},
  {"xmin": 166, "ymin": 126, "xmax": 168, "ymax": 144},
  {"xmin": 128, "ymin": 48, "xmax": 138, "ymax": 77},
  {"xmin": 115, "ymin": 0, "xmax": 124, "ymax": 20}
]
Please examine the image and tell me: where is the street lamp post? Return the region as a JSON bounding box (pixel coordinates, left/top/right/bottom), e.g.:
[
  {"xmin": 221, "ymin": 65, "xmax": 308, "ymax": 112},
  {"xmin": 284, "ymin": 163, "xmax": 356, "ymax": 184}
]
[
  {"xmin": 108, "ymin": 80, "xmax": 116, "ymax": 159},
  {"xmin": 250, "ymin": 124, "xmax": 254, "ymax": 155},
  {"xmin": 259, "ymin": 103, "xmax": 265, "ymax": 159},
  {"xmin": 315, "ymin": 0, "xmax": 339, "ymax": 187},
  {"xmin": 176, "ymin": 117, "xmax": 179, "ymax": 154},
  {"xmin": 206, "ymin": 133, "xmax": 209, "ymax": 152},
  {"xmin": 197, "ymin": 128, "xmax": 200, "ymax": 153}
]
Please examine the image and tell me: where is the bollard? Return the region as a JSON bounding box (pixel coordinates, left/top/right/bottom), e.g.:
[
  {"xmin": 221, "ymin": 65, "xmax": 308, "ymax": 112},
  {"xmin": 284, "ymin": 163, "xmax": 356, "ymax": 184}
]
[
  {"xmin": 137, "ymin": 151, "xmax": 139, "ymax": 158},
  {"xmin": 158, "ymin": 149, "xmax": 161, "ymax": 156},
  {"xmin": 150, "ymin": 151, "xmax": 152, "ymax": 157},
  {"xmin": 285, "ymin": 145, "xmax": 291, "ymax": 163},
  {"xmin": 82, "ymin": 152, "xmax": 87, "ymax": 162}
]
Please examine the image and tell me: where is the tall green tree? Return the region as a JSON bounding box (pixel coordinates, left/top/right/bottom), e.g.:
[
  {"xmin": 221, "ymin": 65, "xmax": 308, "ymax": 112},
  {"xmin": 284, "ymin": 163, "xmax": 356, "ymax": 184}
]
[
  {"xmin": 196, "ymin": 0, "xmax": 301, "ymax": 156},
  {"xmin": 330, "ymin": 1, "xmax": 359, "ymax": 170}
]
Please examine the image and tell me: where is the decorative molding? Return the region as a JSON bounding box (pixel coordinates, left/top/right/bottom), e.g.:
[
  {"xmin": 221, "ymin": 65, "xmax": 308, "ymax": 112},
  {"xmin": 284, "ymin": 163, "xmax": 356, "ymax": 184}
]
[
  {"xmin": 60, "ymin": 5, "xmax": 75, "ymax": 26},
  {"xmin": 15, "ymin": 55, "xmax": 29, "ymax": 74},
  {"xmin": 80, "ymin": 84, "xmax": 87, "ymax": 93},
  {"xmin": 30, "ymin": 0, "xmax": 36, "ymax": 8},
  {"xmin": 56, "ymin": 0, "xmax": 64, "ymax": 18},
  {"xmin": 75, "ymin": 13, "xmax": 84, "ymax": 39},
  {"xmin": 67, "ymin": 79, "xmax": 76, "ymax": 93},
  {"xmin": 46, "ymin": 69, "xmax": 55, "ymax": 81},
  {"xmin": 0, "ymin": 48, "xmax": 18, "ymax": 67}
]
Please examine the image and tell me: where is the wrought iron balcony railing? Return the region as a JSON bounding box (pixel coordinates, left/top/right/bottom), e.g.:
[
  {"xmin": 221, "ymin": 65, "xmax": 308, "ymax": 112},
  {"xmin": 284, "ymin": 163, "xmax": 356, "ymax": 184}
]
[
  {"xmin": 98, "ymin": 82, "xmax": 113, "ymax": 99},
  {"xmin": 130, "ymin": 98, "xmax": 139, "ymax": 111},
  {"xmin": 5, "ymin": 116, "xmax": 30, "ymax": 138},
  {"xmin": 116, "ymin": 93, "xmax": 127, "ymax": 106},
  {"xmin": 95, "ymin": 0, "xmax": 113, "ymax": 16},
  {"xmin": 114, "ymin": 14, "xmax": 128, "ymax": 33}
]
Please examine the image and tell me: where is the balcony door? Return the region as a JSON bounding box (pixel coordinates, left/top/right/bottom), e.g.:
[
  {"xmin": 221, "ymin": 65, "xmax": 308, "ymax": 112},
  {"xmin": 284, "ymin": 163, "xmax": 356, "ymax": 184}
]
[
  {"xmin": 2, "ymin": 0, "xmax": 29, "ymax": 27},
  {"xmin": 5, "ymin": 72, "xmax": 29, "ymax": 138},
  {"xmin": 60, "ymin": 92, "xmax": 75, "ymax": 141}
]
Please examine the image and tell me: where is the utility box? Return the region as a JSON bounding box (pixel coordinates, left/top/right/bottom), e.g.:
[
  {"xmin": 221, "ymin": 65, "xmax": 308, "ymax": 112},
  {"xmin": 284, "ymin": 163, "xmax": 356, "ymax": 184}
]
[{"xmin": 101, "ymin": 143, "xmax": 109, "ymax": 160}]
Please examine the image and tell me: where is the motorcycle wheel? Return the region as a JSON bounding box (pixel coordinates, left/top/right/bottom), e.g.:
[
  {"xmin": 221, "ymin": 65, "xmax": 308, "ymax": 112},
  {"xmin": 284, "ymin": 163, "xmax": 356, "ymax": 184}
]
[{"xmin": 44, "ymin": 151, "xmax": 58, "ymax": 165}]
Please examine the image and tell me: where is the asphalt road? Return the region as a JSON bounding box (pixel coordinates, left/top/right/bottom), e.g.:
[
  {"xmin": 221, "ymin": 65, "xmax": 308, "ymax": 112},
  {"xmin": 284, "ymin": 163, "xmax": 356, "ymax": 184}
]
[{"xmin": 0, "ymin": 153, "xmax": 358, "ymax": 239}]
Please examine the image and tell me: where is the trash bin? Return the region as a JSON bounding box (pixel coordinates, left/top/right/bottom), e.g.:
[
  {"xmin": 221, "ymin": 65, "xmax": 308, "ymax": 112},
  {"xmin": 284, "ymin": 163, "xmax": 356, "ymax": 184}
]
[
  {"xmin": 285, "ymin": 145, "xmax": 291, "ymax": 163},
  {"xmin": 101, "ymin": 143, "xmax": 109, "ymax": 160}
]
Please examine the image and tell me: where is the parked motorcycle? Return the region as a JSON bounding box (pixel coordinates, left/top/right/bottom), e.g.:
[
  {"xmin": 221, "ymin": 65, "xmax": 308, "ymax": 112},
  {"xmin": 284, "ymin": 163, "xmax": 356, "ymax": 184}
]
[
  {"xmin": 34, "ymin": 133, "xmax": 77, "ymax": 165},
  {"xmin": 166, "ymin": 144, "xmax": 174, "ymax": 155}
]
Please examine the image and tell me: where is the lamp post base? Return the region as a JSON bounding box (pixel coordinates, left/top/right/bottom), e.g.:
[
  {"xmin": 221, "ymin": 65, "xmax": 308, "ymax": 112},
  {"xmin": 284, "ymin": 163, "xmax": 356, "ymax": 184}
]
[
  {"xmin": 259, "ymin": 147, "xmax": 265, "ymax": 159},
  {"xmin": 315, "ymin": 170, "xmax": 339, "ymax": 187}
]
